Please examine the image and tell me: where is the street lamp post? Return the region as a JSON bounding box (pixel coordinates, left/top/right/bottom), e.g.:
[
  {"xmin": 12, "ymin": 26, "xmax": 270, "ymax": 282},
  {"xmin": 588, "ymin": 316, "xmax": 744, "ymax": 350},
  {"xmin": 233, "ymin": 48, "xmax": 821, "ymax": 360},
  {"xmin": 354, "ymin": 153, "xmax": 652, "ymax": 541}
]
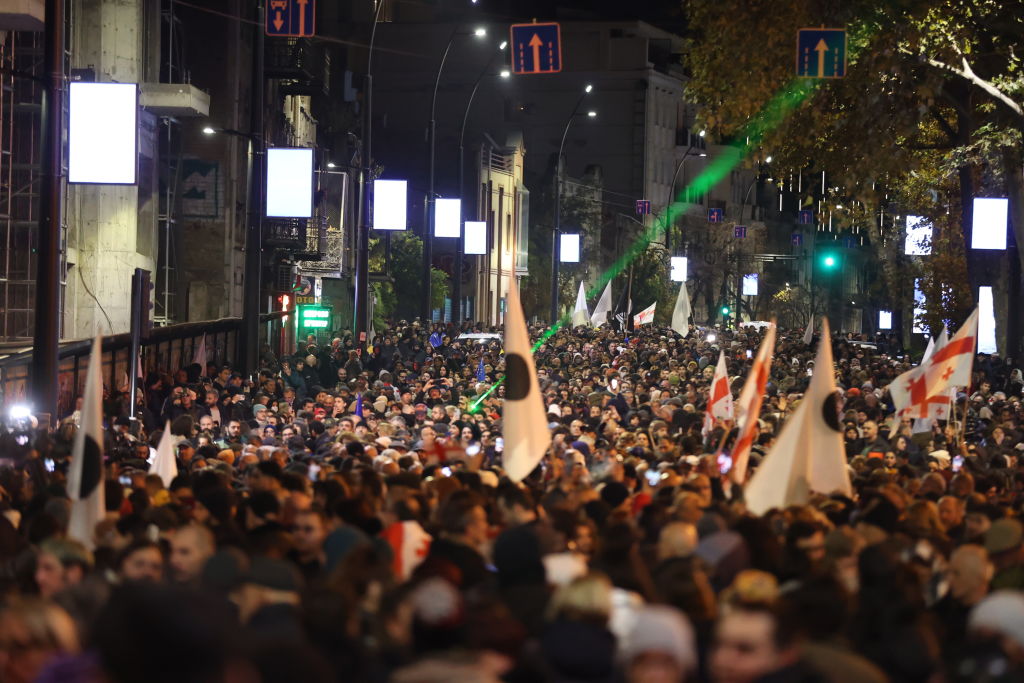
[
  {"xmin": 550, "ymin": 84, "xmax": 594, "ymax": 324},
  {"xmin": 422, "ymin": 22, "xmax": 487, "ymax": 322},
  {"xmin": 32, "ymin": 0, "xmax": 65, "ymax": 420},
  {"xmin": 664, "ymin": 131, "xmax": 706, "ymax": 253},
  {"xmin": 731, "ymin": 159, "xmax": 770, "ymax": 327},
  {"xmin": 353, "ymin": 0, "xmax": 387, "ymax": 349},
  {"xmin": 456, "ymin": 41, "xmax": 508, "ymax": 325},
  {"xmin": 241, "ymin": 1, "xmax": 265, "ymax": 375}
]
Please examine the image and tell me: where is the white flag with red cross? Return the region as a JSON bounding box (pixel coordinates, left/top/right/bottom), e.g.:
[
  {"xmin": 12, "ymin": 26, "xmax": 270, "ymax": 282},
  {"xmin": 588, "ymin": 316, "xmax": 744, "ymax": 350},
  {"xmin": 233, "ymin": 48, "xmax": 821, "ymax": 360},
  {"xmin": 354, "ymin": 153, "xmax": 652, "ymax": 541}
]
[
  {"xmin": 898, "ymin": 309, "xmax": 977, "ymax": 419},
  {"xmin": 702, "ymin": 351, "xmax": 734, "ymax": 437},
  {"xmin": 732, "ymin": 324, "xmax": 776, "ymax": 484}
]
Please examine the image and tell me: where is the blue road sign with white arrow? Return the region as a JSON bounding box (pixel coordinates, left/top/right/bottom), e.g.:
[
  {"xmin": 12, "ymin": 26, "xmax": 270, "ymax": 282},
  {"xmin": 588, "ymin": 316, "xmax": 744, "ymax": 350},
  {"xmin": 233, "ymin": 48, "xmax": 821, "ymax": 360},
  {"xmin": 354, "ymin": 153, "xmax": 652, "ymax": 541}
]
[
  {"xmin": 266, "ymin": 0, "xmax": 315, "ymax": 38},
  {"xmin": 796, "ymin": 28, "xmax": 846, "ymax": 78},
  {"xmin": 510, "ymin": 22, "xmax": 562, "ymax": 74}
]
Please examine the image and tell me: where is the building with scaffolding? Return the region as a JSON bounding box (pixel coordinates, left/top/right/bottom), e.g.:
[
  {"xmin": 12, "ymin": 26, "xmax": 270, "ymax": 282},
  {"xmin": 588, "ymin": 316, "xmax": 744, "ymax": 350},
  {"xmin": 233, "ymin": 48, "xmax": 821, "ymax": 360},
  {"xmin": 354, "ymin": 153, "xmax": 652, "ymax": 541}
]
[{"xmin": 0, "ymin": 0, "xmax": 360, "ymax": 353}]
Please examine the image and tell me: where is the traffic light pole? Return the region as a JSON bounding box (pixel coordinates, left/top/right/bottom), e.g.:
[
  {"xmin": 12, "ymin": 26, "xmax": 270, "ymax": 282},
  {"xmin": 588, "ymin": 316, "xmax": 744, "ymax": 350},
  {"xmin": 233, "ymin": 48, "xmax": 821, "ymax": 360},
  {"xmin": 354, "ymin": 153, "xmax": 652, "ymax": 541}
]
[
  {"xmin": 240, "ymin": 1, "xmax": 265, "ymax": 374},
  {"xmin": 32, "ymin": 0, "xmax": 64, "ymax": 423},
  {"xmin": 128, "ymin": 268, "xmax": 151, "ymax": 415}
]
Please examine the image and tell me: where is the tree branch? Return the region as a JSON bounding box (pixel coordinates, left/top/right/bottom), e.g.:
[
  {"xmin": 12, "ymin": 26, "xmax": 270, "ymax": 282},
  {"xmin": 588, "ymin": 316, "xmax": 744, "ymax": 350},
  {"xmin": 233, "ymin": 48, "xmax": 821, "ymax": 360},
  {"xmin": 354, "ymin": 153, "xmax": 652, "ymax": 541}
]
[
  {"xmin": 929, "ymin": 107, "xmax": 959, "ymax": 143},
  {"xmin": 901, "ymin": 140, "xmax": 955, "ymax": 151},
  {"xmin": 926, "ymin": 56, "xmax": 1024, "ymax": 122}
]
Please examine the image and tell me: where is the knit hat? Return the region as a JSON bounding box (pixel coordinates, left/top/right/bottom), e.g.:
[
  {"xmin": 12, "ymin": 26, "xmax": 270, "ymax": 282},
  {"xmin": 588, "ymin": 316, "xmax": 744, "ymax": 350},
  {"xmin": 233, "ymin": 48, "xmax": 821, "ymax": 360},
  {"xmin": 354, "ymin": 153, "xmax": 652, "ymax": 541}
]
[
  {"xmin": 986, "ymin": 519, "xmax": 1024, "ymax": 555},
  {"xmin": 622, "ymin": 605, "xmax": 697, "ymax": 672},
  {"xmin": 969, "ymin": 591, "xmax": 1024, "ymax": 650}
]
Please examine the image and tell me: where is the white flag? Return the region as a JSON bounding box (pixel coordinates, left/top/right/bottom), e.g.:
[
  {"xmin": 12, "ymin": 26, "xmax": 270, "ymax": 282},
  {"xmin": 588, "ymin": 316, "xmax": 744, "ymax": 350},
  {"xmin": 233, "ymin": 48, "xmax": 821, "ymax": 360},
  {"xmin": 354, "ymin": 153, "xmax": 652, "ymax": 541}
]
[
  {"xmin": 192, "ymin": 334, "xmax": 208, "ymax": 370},
  {"xmin": 590, "ymin": 281, "xmax": 613, "ymax": 328},
  {"xmin": 745, "ymin": 319, "xmax": 851, "ymax": 515},
  {"xmin": 633, "ymin": 301, "xmax": 656, "ymax": 326},
  {"xmin": 502, "ymin": 281, "xmax": 553, "ymax": 482},
  {"xmin": 802, "ymin": 315, "xmax": 814, "ymax": 346},
  {"xmin": 572, "ymin": 281, "xmax": 590, "ymax": 327},
  {"xmin": 671, "ymin": 282, "xmax": 691, "ymax": 337},
  {"xmin": 67, "ymin": 337, "xmax": 106, "ymax": 549},
  {"xmin": 732, "ymin": 324, "xmax": 776, "ymax": 483},
  {"xmin": 151, "ymin": 421, "xmax": 179, "ymax": 488}
]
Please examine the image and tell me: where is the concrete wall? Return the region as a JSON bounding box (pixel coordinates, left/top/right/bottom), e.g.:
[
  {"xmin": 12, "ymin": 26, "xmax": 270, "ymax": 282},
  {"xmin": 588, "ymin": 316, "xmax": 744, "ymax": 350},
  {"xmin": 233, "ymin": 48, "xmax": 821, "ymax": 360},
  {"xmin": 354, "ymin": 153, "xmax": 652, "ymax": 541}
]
[{"xmin": 64, "ymin": 0, "xmax": 158, "ymax": 338}]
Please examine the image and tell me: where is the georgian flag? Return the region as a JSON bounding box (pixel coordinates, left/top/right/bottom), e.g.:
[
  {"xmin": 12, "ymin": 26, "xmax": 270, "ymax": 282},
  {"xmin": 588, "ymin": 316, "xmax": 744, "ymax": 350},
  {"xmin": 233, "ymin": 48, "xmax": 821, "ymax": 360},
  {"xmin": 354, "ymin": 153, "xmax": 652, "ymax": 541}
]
[
  {"xmin": 893, "ymin": 327, "xmax": 945, "ymax": 417},
  {"xmin": 502, "ymin": 281, "xmax": 552, "ymax": 482},
  {"xmin": 67, "ymin": 337, "xmax": 106, "ymax": 549},
  {"xmin": 894, "ymin": 310, "xmax": 977, "ymax": 419},
  {"xmin": 731, "ymin": 323, "xmax": 776, "ymax": 484},
  {"xmin": 633, "ymin": 301, "xmax": 656, "ymax": 326},
  {"xmin": 382, "ymin": 520, "xmax": 432, "ymax": 581},
  {"xmin": 702, "ymin": 351, "xmax": 734, "ymax": 438},
  {"xmin": 745, "ymin": 319, "xmax": 851, "ymax": 514}
]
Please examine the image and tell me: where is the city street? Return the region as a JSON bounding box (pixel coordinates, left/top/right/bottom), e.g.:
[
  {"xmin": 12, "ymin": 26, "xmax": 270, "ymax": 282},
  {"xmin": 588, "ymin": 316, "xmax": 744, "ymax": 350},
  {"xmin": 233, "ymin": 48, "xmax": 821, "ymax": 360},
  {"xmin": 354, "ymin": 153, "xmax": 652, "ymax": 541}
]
[{"xmin": 0, "ymin": 1, "xmax": 1023, "ymax": 681}]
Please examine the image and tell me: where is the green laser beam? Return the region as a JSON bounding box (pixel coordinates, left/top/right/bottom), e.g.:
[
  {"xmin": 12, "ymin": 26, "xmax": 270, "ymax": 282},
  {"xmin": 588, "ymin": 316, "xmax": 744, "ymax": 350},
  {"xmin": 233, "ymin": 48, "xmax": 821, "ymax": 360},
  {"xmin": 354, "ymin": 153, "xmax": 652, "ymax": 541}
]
[{"xmin": 468, "ymin": 79, "xmax": 823, "ymax": 414}]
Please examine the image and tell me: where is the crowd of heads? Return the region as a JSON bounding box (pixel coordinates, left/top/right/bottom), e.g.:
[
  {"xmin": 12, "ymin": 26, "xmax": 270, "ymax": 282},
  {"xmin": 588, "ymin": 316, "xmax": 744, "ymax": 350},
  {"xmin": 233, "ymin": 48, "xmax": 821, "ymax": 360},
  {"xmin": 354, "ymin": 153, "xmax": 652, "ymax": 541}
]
[{"xmin": 2, "ymin": 318, "xmax": 1024, "ymax": 682}]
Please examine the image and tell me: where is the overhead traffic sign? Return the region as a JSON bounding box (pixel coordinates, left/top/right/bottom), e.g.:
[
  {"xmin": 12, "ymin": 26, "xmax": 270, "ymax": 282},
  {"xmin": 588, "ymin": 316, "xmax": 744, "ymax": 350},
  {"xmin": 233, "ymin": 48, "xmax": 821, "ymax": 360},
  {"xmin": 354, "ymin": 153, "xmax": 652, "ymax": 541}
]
[
  {"xmin": 708, "ymin": 208, "xmax": 724, "ymax": 223},
  {"xmin": 266, "ymin": 0, "xmax": 315, "ymax": 38},
  {"xmin": 798, "ymin": 209, "xmax": 815, "ymax": 224},
  {"xmin": 510, "ymin": 22, "xmax": 562, "ymax": 74},
  {"xmin": 796, "ymin": 28, "xmax": 846, "ymax": 78},
  {"xmin": 635, "ymin": 199, "xmax": 651, "ymax": 215}
]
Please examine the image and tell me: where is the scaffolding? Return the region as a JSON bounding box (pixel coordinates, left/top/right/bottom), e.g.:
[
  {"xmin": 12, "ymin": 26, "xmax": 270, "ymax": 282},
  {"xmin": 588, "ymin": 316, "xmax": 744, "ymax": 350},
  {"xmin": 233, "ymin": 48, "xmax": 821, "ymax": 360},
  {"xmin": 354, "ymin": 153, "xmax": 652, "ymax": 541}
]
[
  {"xmin": 0, "ymin": 31, "xmax": 53, "ymax": 341},
  {"xmin": 154, "ymin": 0, "xmax": 184, "ymax": 325}
]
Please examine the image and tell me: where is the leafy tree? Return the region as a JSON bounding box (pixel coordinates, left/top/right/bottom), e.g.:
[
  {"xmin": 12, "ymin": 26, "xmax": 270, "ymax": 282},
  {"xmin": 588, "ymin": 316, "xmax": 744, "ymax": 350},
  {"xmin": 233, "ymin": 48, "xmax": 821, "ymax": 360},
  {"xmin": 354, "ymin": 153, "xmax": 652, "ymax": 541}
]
[
  {"xmin": 684, "ymin": 0, "xmax": 1024, "ymax": 349},
  {"xmin": 370, "ymin": 234, "xmax": 448, "ymax": 326}
]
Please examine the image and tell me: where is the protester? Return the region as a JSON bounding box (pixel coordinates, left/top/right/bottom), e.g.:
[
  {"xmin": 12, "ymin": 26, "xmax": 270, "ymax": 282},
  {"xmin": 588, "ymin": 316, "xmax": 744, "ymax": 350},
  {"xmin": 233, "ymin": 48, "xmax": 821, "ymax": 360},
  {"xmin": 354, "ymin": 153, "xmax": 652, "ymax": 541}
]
[{"xmin": 1, "ymin": 316, "xmax": 1023, "ymax": 681}]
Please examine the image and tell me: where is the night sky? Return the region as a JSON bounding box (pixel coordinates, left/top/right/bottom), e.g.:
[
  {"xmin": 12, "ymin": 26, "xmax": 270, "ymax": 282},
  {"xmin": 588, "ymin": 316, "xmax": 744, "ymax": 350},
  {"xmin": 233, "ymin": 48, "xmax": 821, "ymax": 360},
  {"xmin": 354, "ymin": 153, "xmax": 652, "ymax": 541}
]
[{"xmin": 477, "ymin": 0, "xmax": 686, "ymax": 33}]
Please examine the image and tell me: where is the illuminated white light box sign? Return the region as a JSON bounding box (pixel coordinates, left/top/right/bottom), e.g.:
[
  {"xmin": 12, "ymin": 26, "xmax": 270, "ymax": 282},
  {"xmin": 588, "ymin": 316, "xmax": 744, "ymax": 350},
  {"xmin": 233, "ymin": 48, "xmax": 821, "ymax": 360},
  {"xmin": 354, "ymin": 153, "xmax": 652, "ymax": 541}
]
[
  {"xmin": 434, "ymin": 198, "xmax": 461, "ymax": 238},
  {"xmin": 972, "ymin": 197, "xmax": 1008, "ymax": 250},
  {"xmin": 913, "ymin": 278, "xmax": 926, "ymax": 334},
  {"xmin": 373, "ymin": 180, "xmax": 407, "ymax": 231},
  {"xmin": 978, "ymin": 286, "xmax": 997, "ymax": 354},
  {"xmin": 670, "ymin": 256, "xmax": 688, "ymax": 281},
  {"xmin": 904, "ymin": 215, "xmax": 932, "ymax": 255},
  {"xmin": 560, "ymin": 233, "xmax": 580, "ymax": 263},
  {"xmin": 266, "ymin": 148, "xmax": 314, "ymax": 218},
  {"xmin": 878, "ymin": 310, "xmax": 892, "ymax": 330},
  {"xmin": 464, "ymin": 221, "xmax": 487, "ymax": 254},
  {"xmin": 69, "ymin": 82, "xmax": 138, "ymax": 184},
  {"xmin": 742, "ymin": 273, "xmax": 758, "ymax": 296}
]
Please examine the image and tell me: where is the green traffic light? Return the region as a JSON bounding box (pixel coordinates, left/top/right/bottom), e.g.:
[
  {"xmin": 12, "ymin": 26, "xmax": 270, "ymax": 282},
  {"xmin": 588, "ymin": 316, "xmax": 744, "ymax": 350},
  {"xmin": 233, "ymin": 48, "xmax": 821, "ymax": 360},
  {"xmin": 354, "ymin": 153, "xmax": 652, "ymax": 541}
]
[
  {"xmin": 823, "ymin": 255, "xmax": 836, "ymax": 268},
  {"xmin": 721, "ymin": 306, "xmax": 730, "ymax": 315}
]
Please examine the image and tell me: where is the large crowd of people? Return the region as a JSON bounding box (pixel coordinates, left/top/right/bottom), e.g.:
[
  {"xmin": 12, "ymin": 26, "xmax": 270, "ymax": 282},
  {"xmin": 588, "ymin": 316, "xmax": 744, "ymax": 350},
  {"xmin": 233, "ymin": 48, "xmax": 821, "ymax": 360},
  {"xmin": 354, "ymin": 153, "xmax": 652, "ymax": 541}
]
[{"xmin": 2, "ymin": 317, "xmax": 1024, "ymax": 683}]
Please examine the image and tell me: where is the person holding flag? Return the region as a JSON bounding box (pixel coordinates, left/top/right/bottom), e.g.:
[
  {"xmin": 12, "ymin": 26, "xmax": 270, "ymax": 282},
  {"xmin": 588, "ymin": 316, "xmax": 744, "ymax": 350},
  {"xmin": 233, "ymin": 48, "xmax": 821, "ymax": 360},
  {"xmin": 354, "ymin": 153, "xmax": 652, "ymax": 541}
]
[
  {"xmin": 633, "ymin": 301, "xmax": 656, "ymax": 326},
  {"xmin": 501, "ymin": 281, "xmax": 552, "ymax": 482},
  {"xmin": 67, "ymin": 337, "xmax": 106, "ymax": 550},
  {"xmin": 730, "ymin": 323, "xmax": 776, "ymax": 484},
  {"xmin": 744, "ymin": 319, "xmax": 851, "ymax": 514},
  {"xmin": 702, "ymin": 351, "xmax": 734, "ymax": 442}
]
